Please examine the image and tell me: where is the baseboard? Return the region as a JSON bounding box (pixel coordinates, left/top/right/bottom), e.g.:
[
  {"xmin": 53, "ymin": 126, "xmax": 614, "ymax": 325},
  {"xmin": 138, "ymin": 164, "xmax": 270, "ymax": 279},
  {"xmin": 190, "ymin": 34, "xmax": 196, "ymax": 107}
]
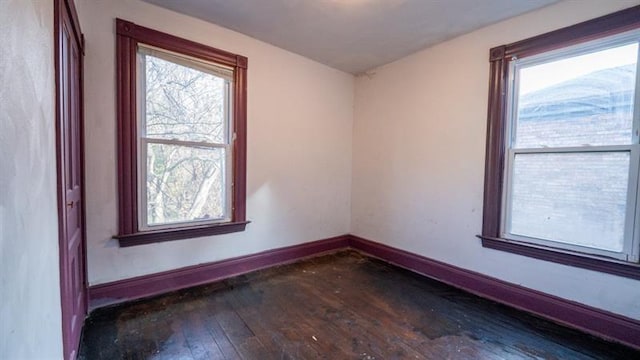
[
  {"xmin": 348, "ymin": 235, "xmax": 640, "ymax": 350},
  {"xmin": 88, "ymin": 235, "xmax": 350, "ymax": 309}
]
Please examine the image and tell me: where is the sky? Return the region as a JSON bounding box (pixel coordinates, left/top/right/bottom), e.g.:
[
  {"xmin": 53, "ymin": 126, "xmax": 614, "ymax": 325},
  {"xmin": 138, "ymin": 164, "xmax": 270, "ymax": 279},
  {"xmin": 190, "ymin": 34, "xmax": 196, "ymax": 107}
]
[{"xmin": 518, "ymin": 42, "xmax": 638, "ymax": 95}]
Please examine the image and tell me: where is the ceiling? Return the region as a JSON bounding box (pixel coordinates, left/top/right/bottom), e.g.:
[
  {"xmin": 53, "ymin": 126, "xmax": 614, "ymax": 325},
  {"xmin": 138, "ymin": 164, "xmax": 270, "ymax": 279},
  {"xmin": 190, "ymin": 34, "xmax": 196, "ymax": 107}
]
[{"xmin": 143, "ymin": 0, "xmax": 561, "ymax": 74}]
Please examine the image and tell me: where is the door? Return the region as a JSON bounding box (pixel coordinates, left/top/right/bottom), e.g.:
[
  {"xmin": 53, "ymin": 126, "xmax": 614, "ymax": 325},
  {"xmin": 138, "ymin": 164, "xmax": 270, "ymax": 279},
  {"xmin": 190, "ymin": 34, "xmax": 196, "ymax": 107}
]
[{"xmin": 56, "ymin": 0, "xmax": 86, "ymax": 359}]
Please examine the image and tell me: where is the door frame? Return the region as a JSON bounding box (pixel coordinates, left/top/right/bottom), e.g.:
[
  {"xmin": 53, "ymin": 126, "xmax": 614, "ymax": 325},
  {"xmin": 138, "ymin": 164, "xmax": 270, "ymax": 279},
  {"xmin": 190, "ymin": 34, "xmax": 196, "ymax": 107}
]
[{"xmin": 54, "ymin": 0, "xmax": 87, "ymax": 358}]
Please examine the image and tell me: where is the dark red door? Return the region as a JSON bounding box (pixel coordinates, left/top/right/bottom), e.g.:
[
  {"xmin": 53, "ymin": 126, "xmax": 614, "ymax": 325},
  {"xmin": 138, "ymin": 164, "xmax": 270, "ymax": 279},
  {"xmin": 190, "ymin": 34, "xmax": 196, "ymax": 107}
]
[{"xmin": 56, "ymin": 1, "xmax": 86, "ymax": 359}]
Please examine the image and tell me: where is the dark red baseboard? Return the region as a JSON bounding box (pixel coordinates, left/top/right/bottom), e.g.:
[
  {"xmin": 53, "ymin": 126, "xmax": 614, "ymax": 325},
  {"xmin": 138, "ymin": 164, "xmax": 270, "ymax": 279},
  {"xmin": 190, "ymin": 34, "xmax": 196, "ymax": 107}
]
[
  {"xmin": 349, "ymin": 235, "xmax": 640, "ymax": 350},
  {"xmin": 88, "ymin": 233, "xmax": 640, "ymax": 350},
  {"xmin": 89, "ymin": 235, "xmax": 350, "ymax": 309}
]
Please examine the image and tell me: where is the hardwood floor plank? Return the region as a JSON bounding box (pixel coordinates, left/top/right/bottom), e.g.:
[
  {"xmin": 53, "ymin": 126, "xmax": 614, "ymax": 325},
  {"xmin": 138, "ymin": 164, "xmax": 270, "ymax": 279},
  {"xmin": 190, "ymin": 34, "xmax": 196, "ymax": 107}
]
[
  {"xmin": 212, "ymin": 307, "xmax": 268, "ymax": 358},
  {"xmin": 235, "ymin": 283, "xmax": 371, "ymax": 358},
  {"xmin": 181, "ymin": 311, "xmax": 225, "ymax": 360},
  {"xmin": 289, "ymin": 257, "xmax": 437, "ymax": 357},
  {"xmin": 222, "ymin": 287, "xmax": 307, "ymax": 359},
  {"xmin": 202, "ymin": 313, "xmax": 242, "ymax": 360},
  {"xmin": 215, "ymin": 309, "xmax": 255, "ymax": 341}
]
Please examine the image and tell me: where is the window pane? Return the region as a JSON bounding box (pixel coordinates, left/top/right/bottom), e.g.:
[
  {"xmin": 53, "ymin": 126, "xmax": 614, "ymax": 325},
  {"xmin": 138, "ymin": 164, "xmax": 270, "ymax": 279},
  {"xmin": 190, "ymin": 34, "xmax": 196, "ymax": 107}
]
[
  {"xmin": 146, "ymin": 143, "xmax": 226, "ymax": 226},
  {"xmin": 509, "ymin": 152, "xmax": 629, "ymax": 252},
  {"xmin": 514, "ymin": 43, "xmax": 637, "ymax": 148},
  {"xmin": 144, "ymin": 53, "xmax": 227, "ymax": 144}
]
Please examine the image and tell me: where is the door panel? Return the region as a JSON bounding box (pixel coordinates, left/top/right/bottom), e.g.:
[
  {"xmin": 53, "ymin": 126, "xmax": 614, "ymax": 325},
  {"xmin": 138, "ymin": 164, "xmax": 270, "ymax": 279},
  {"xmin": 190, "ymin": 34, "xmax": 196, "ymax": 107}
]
[{"xmin": 56, "ymin": 0, "xmax": 86, "ymax": 359}]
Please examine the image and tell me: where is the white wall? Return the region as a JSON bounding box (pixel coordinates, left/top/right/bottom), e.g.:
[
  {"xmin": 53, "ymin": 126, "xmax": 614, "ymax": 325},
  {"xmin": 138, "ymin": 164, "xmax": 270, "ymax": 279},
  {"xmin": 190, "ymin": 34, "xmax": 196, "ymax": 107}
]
[
  {"xmin": 0, "ymin": 0, "xmax": 64, "ymax": 359},
  {"xmin": 77, "ymin": 0, "xmax": 640, "ymax": 321},
  {"xmin": 352, "ymin": 0, "xmax": 640, "ymax": 319},
  {"xmin": 75, "ymin": 0, "xmax": 354, "ymax": 285}
]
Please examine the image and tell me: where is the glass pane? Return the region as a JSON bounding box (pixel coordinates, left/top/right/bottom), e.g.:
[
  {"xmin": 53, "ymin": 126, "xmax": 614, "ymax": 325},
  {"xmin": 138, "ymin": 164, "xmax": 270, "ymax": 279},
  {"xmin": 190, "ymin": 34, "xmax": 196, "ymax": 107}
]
[
  {"xmin": 146, "ymin": 143, "xmax": 226, "ymax": 226},
  {"xmin": 509, "ymin": 152, "xmax": 629, "ymax": 252},
  {"xmin": 514, "ymin": 43, "xmax": 637, "ymax": 148},
  {"xmin": 144, "ymin": 52, "xmax": 227, "ymax": 144}
]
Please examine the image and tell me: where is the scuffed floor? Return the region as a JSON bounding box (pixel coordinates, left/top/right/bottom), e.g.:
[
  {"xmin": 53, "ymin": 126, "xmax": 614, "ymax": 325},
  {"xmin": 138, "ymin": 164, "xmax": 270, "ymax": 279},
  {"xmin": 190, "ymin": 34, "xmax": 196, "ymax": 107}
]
[{"xmin": 79, "ymin": 251, "xmax": 639, "ymax": 359}]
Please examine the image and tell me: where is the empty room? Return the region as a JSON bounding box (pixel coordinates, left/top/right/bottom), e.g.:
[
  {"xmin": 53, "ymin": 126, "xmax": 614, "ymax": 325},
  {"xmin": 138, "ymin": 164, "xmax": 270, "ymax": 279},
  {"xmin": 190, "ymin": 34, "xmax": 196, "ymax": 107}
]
[{"xmin": 3, "ymin": 0, "xmax": 640, "ymax": 359}]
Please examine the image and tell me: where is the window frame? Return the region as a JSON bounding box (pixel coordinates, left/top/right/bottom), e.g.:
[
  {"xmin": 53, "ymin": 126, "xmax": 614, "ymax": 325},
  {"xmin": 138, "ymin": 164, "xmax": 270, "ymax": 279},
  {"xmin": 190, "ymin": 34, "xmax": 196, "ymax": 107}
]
[
  {"xmin": 115, "ymin": 19, "xmax": 248, "ymax": 247},
  {"xmin": 479, "ymin": 5, "xmax": 640, "ymax": 280},
  {"xmin": 503, "ymin": 35, "xmax": 640, "ymax": 262}
]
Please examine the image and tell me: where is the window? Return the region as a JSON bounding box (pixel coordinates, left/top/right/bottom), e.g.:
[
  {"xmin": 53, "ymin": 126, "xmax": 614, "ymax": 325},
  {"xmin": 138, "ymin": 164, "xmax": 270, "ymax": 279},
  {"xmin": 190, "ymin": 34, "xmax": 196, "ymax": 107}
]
[
  {"xmin": 115, "ymin": 19, "xmax": 248, "ymax": 247},
  {"xmin": 480, "ymin": 6, "xmax": 640, "ymax": 279}
]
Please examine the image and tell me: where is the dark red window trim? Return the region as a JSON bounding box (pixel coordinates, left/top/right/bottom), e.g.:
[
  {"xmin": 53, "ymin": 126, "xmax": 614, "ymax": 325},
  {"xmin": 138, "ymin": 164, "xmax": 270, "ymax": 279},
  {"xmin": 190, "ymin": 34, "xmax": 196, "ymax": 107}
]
[
  {"xmin": 114, "ymin": 19, "xmax": 248, "ymax": 247},
  {"xmin": 479, "ymin": 5, "xmax": 640, "ymax": 279}
]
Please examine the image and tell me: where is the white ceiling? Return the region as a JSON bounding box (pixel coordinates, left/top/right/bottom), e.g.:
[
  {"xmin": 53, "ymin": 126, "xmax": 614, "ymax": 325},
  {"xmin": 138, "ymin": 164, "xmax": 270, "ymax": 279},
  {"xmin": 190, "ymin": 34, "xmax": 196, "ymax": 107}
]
[{"xmin": 143, "ymin": 0, "xmax": 561, "ymax": 74}]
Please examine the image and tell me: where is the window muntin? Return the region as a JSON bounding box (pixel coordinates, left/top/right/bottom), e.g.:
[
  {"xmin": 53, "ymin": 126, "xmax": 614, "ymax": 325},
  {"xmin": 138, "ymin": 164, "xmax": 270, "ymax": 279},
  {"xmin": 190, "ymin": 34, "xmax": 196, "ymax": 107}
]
[
  {"xmin": 501, "ymin": 30, "xmax": 640, "ymax": 262},
  {"xmin": 137, "ymin": 45, "xmax": 234, "ymax": 230}
]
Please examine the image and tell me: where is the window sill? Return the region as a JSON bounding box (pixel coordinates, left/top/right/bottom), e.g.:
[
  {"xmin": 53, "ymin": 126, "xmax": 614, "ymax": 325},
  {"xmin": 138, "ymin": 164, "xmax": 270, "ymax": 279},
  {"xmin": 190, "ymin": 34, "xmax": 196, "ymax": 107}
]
[
  {"xmin": 477, "ymin": 235, "xmax": 640, "ymax": 281},
  {"xmin": 116, "ymin": 221, "xmax": 250, "ymax": 247}
]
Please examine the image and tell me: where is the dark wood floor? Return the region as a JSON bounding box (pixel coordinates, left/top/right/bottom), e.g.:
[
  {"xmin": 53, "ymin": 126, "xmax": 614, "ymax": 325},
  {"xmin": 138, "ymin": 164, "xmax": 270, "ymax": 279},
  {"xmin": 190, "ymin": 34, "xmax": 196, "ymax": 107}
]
[{"xmin": 79, "ymin": 251, "xmax": 639, "ymax": 359}]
